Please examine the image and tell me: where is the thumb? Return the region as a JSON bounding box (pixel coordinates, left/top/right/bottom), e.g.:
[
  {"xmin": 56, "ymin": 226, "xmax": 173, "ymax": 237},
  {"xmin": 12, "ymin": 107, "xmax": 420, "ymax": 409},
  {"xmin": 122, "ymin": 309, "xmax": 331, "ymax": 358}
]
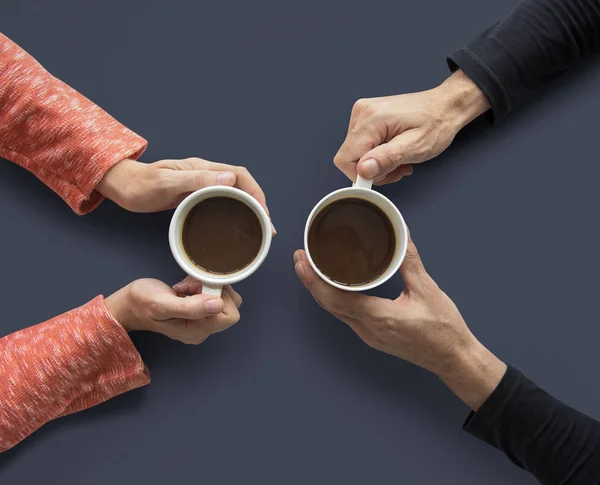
[
  {"xmin": 399, "ymin": 236, "xmax": 431, "ymax": 292},
  {"xmin": 334, "ymin": 123, "xmax": 383, "ymax": 182},
  {"xmin": 154, "ymin": 293, "xmax": 224, "ymax": 320},
  {"xmin": 171, "ymin": 169, "xmax": 236, "ymax": 193},
  {"xmin": 358, "ymin": 131, "xmax": 421, "ymax": 180}
]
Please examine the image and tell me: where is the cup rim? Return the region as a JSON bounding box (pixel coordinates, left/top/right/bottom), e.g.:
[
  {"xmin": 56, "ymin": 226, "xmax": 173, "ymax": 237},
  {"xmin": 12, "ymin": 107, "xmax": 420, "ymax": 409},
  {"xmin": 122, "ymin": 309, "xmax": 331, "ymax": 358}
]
[
  {"xmin": 169, "ymin": 186, "xmax": 272, "ymax": 286},
  {"xmin": 303, "ymin": 187, "xmax": 408, "ymax": 292}
]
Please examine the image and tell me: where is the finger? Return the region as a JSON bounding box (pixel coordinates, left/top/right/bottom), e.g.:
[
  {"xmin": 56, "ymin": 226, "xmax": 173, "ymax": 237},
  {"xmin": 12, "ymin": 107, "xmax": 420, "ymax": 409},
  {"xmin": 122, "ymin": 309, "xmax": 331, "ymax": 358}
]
[
  {"xmin": 347, "ymin": 99, "xmax": 365, "ymax": 132},
  {"xmin": 333, "ymin": 122, "xmax": 383, "ymax": 182},
  {"xmin": 172, "ymin": 158, "xmax": 273, "ymax": 231},
  {"xmin": 205, "ymin": 290, "xmax": 241, "ymax": 333},
  {"xmin": 230, "ymin": 167, "xmax": 270, "ymax": 217},
  {"xmin": 221, "ymin": 289, "xmax": 240, "ymax": 318},
  {"xmin": 357, "ymin": 131, "xmax": 423, "ymax": 180},
  {"xmin": 329, "ymin": 307, "xmax": 376, "ymax": 345},
  {"xmin": 223, "ymin": 285, "xmax": 243, "ymax": 308},
  {"xmin": 173, "ymin": 276, "xmax": 201, "ymax": 295},
  {"xmin": 155, "ymin": 319, "xmax": 211, "ymax": 345},
  {"xmin": 295, "ymin": 249, "xmax": 381, "ymax": 342},
  {"xmin": 373, "ymin": 164, "xmax": 414, "ymax": 186},
  {"xmin": 399, "ymin": 236, "xmax": 430, "ymax": 292},
  {"xmin": 173, "ymin": 277, "xmax": 206, "ymax": 296},
  {"xmin": 312, "ymin": 292, "xmax": 371, "ymax": 337},
  {"xmin": 173, "ymin": 281, "xmax": 242, "ymax": 314},
  {"xmin": 170, "ymin": 169, "xmax": 236, "ymax": 194},
  {"xmin": 347, "ymin": 97, "xmax": 380, "ymax": 135},
  {"xmin": 173, "ymin": 279, "xmax": 242, "ymax": 308},
  {"xmin": 153, "ymin": 292, "xmax": 224, "ymax": 320},
  {"xmin": 229, "ymin": 168, "xmax": 276, "ymax": 235},
  {"xmin": 293, "ymin": 251, "xmax": 389, "ymax": 321},
  {"xmin": 186, "ymin": 159, "xmax": 268, "ymax": 213}
]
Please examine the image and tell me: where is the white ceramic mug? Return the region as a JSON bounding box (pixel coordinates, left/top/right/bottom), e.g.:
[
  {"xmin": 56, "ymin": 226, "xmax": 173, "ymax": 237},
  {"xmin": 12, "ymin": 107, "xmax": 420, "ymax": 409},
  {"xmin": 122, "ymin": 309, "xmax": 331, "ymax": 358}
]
[
  {"xmin": 304, "ymin": 175, "xmax": 408, "ymax": 292},
  {"xmin": 169, "ymin": 187, "xmax": 272, "ymax": 297}
]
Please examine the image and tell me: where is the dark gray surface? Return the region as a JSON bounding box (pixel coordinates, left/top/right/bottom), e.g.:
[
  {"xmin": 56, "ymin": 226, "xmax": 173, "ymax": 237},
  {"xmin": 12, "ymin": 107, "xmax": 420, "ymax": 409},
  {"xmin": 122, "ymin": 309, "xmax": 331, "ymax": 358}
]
[{"xmin": 1, "ymin": 0, "xmax": 599, "ymax": 483}]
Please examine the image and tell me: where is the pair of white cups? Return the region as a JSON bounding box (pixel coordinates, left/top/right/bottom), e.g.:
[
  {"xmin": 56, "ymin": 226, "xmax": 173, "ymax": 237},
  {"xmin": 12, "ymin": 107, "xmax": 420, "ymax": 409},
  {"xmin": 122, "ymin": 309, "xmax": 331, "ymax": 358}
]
[{"xmin": 169, "ymin": 176, "xmax": 408, "ymax": 297}]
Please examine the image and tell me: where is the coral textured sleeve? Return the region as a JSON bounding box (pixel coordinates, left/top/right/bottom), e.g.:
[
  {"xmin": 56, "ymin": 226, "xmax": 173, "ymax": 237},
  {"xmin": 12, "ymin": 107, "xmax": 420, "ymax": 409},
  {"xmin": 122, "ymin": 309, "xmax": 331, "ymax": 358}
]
[
  {"xmin": 0, "ymin": 32, "xmax": 148, "ymax": 214},
  {"xmin": 0, "ymin": 296, "xmax": 150, "ymax": 452}
]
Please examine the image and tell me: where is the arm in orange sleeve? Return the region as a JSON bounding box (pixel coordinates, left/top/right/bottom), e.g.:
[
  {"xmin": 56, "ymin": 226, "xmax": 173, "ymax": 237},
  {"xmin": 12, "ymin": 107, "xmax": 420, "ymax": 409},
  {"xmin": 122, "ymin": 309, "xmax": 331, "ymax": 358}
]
[
  {"xmin": 0, "ymin": 32, "xmax": 148, "ymax": 214},
  {"xmin": 0, "ymin": 296, "xmax": 150, "ymax": 452}
]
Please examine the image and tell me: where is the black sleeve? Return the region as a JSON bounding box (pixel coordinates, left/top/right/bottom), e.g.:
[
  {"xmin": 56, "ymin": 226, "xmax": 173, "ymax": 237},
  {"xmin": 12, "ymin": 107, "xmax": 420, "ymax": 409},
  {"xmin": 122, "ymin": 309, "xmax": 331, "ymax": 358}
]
[
  {"xmin": 464, "ymin": 365, "xmax": 600, "ymax": 484},
  {"xmin": 447, "ymin": 0, "xmax": 600, "ymax": 122}
]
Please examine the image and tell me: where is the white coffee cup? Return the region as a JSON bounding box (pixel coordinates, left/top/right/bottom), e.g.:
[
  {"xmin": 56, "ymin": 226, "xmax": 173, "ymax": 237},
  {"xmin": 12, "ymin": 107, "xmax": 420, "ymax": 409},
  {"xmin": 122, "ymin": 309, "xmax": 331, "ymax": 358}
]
[
  {"xmin": 304, "ymin": 175, "xmax": 408, "ymax": 292},
  {"xmin": 169, "ymin": 186, "xmax": 272, "ymax": 297}
]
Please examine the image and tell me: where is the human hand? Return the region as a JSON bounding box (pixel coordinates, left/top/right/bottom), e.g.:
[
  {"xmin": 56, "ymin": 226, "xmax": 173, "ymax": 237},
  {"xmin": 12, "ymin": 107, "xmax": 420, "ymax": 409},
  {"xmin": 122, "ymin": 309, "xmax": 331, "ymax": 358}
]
[
  {"xmin": 293, "ymin": 238, "xmax": 505, "ymax": 410},
  {"xmin": 98, "ymin": 157, "xmax": 273, "ymax": 223},
  {"xmin": 334, "ymin": 70, "xmax": 490, "ymax": 185},
  {"xmin": 105, "ymin": 276, "xmax": 242, "ymax": 345}
]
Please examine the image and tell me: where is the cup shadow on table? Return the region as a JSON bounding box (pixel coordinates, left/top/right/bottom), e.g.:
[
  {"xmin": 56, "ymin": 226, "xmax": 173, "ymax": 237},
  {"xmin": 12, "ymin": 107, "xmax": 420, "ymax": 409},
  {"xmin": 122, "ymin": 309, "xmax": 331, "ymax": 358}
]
[{"xmin": 2, "ymin": 58, "xmax": 599, "ymax": 469}]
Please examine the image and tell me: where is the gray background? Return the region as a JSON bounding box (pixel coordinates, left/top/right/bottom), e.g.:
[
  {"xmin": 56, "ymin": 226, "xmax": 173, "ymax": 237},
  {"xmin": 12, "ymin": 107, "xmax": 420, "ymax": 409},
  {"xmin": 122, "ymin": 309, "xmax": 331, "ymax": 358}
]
[{"xmin": 1, "ymin": 0, "xmax": 599, "ymax": 483}]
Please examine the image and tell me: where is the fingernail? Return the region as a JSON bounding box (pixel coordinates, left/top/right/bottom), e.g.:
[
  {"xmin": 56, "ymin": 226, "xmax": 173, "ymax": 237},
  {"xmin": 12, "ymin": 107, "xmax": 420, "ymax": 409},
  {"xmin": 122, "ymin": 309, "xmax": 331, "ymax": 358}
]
[
  {"xmin": 271, "ymin": 221, "xmax": 277, "ymax": 235},
  {"xmin": 361, "ymin": 159, "xmax": 380, "ymax": 179},
  {"xmin": 217, "ymin": 172, "xmax": 235, "ymax": 186},
  {"xmin": 296, "ymin": 263, "xmax": 306, "ymax": 279},
  {"xmin": 293, "ymin": 251, "xmax": 301, "ymax": 263},
  {"xmin": 204, "ymin": 299, "xmax": 223, "ymax": 314}
]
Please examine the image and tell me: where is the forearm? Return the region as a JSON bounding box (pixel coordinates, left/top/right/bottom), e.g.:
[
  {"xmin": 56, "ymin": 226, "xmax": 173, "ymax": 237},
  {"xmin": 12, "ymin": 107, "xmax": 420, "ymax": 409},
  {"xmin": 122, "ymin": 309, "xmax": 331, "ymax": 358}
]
[
  {"xmin": 448, "ymin": 0, "xmax": 600, "ymax": 122},
  {"xmin": 0, "ymin": 33, "xmax": 147, "ymax": 214},
  {"xmin": 0, "ymin": 296, "xmax": 149, "ymax": 452},
  {"xmin": 436, "ymin": 338, "xmax": 506, "ymax": 411}
]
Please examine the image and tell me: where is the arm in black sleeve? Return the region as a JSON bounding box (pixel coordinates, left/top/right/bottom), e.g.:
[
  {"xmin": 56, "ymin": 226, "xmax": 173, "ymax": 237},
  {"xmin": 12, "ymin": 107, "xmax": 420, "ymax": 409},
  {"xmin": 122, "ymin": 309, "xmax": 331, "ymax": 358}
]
[
  {"xmin": 447, "ymin": 0, "xmax": 600, "ymax": 122},
  {"xmin": 465, "ymin": 365, "xmax": 600, "ymax": 484}
]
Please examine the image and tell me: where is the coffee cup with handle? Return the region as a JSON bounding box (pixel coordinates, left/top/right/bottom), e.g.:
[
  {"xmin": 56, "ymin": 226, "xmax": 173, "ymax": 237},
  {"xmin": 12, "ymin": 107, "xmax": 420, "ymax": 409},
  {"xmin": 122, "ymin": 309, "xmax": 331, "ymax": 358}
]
[
  {"xmin": 169, "ymin": 186, "xmax": 272, "ymax": 297},
  {"xmin": 304, "ymin": 175, "xmax": 408, "ymax": 292}
]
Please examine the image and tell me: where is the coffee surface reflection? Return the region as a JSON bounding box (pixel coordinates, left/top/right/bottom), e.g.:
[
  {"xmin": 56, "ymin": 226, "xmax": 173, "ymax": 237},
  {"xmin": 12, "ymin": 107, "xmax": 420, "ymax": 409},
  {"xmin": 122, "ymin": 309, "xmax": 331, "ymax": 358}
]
[
  {"xmin": 182, "ymin": 197, "xmax": 262, "ymax": 274},
  {"xmin": 308, "ymin": 197, "xmax": 395, "ymax": 286}
]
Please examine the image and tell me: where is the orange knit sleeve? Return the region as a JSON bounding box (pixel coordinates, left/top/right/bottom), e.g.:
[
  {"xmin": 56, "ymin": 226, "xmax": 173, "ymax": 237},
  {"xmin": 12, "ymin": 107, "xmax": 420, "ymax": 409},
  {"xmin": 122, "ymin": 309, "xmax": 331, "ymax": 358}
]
[
  {"xmin": 0, "ymin": 32, "xmax": 148, "ymax": 214},
  {"xmin": 0, "ymin": 296, "xmax": 150, "ymax": 452}
]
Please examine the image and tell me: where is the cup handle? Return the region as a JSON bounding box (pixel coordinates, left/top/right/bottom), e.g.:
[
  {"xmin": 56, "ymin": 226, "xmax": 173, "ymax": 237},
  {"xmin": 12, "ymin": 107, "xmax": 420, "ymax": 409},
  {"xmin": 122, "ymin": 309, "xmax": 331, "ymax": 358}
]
[
  {"xmin": 353, "ymin": 174, "xmax": 373, "ymax": 190},
  {"xmin": 202, "ymin": 283, "xmax": 223, "ymax": 297}
]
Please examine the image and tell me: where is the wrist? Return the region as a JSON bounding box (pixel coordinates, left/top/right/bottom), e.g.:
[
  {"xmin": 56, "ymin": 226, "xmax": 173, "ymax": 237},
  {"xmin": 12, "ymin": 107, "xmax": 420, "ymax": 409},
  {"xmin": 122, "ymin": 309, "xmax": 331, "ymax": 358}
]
[
  {"xmin": 97, "ymin": 158, "xmax": 140, "ymax": 209},
  {"xmin": 437, "ymin": 337, "xmax": 507, "ymax": 411},
  {"xmin": 435, "ymin": 70, "xmax": 490, "ymax": 133},
  {"xmin": 105, "ymin": 285, "xmax": 140, "ymax": 332}
]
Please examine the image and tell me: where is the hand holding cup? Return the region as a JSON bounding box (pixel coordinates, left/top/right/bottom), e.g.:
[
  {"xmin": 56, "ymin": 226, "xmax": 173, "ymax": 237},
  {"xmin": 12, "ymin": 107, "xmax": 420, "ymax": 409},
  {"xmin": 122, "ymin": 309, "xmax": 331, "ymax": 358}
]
[{"xmin": 105, "ymin": 277, "xmax": 242, "ymax": 345}]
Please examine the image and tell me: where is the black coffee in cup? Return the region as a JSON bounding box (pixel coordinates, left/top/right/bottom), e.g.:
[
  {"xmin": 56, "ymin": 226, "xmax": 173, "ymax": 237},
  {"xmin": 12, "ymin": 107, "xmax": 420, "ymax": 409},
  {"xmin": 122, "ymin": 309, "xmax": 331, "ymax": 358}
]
[
  {"xmin": 308, "ymin": 197, "xmax": 395, "ymax": 285},
  {"xmin": 182, "ymin": 197, "xmax": 262, "ymax": 274}
]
